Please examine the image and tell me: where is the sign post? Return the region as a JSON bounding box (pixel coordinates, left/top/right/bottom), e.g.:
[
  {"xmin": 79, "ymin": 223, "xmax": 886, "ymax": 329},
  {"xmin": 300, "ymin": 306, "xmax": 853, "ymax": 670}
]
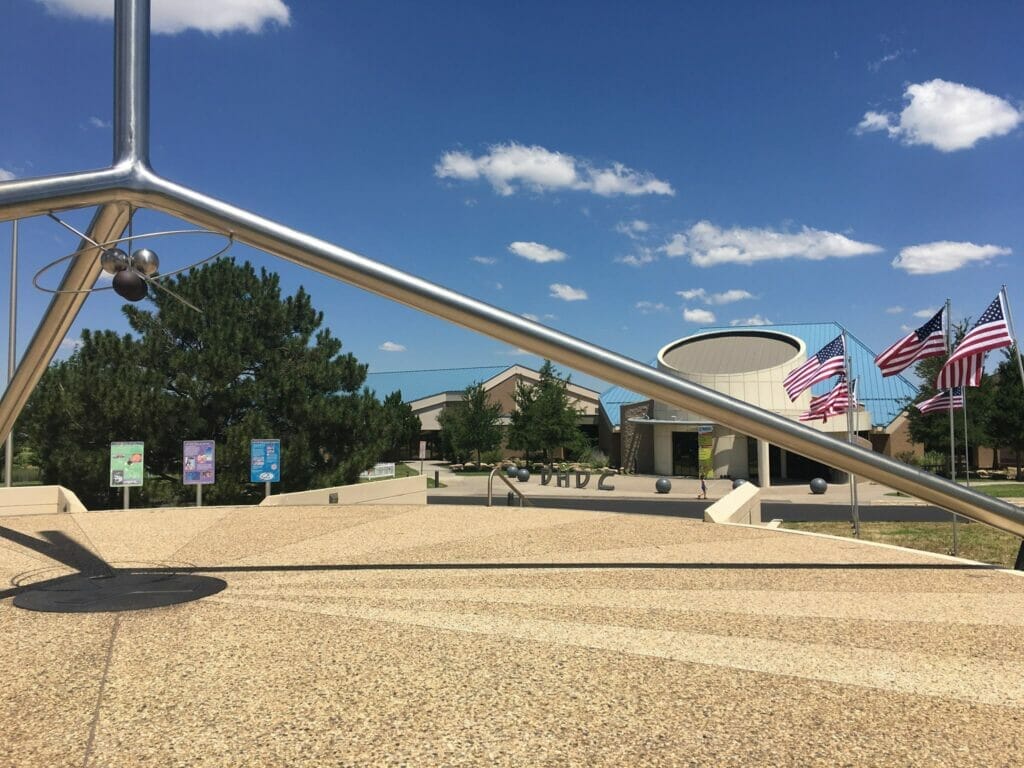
[
  {"xmin": 110, "ymin": 441, "xmax": 144, "ymax": 510},
  {"xmin": 183, "ymin": 440, "xmax": 215, "ymax": 507},
  {"xmin": 250, "ymin": 439, "xmax": 281, "ymax": 497},
  {"xmin": 419, "ymin": 439, "xmax": 426, "ymax": 476}
]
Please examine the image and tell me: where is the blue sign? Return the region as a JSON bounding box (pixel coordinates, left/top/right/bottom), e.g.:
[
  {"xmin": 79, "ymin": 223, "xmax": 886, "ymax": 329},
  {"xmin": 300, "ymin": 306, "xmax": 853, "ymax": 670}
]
[{"xmin": 250, "ymin": 438, "xmax": 281, "ymax": 483}]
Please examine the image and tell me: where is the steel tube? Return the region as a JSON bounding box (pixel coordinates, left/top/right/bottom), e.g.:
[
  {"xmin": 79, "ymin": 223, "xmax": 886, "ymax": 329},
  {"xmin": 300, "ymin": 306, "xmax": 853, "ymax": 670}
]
[
  {"xmin": 0, "ymin": 203, "xmax": 130, "ymax": 445},
  {"xmin": 113, "ymin": 0, "xmax": 149, "ymax": 166},
  {"xmin": 4, "ymin": 221, "xmax": 16, "ymax": 487},
  {"xmin": 0, "ymin": 167, "xmax": 128, "ymax": 223},
  {"xmin": 133, "ymin": 173, "xmax": 1024, "ymax": 537}
]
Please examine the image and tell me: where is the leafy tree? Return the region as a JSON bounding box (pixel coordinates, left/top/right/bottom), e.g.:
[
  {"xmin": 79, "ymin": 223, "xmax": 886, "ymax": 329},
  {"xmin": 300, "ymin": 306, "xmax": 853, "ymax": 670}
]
[
  {"xmin": 986, "ymin": 348, "xmax": 1024, "ymax": 478},
  {"xmin": 507, "ymin": 360, "xmax": 585, "ymax": 462},
  {"xmin": 438, "ymin": 382, "xmax": 503, "ymax": 464},
  {"xmin": 378, "ymin": 391, "xmax": 421, "ymax": 461},
  {"xmin": 21, "ymin": 258, "xmax": 385, "ymax": 507}
]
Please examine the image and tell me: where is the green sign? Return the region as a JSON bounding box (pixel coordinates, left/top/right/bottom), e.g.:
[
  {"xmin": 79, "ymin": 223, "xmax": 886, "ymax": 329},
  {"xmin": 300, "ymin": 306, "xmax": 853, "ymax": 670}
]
[{"xmin": 110, "ymin": 441, "xmax": 145, "ymax": 487}]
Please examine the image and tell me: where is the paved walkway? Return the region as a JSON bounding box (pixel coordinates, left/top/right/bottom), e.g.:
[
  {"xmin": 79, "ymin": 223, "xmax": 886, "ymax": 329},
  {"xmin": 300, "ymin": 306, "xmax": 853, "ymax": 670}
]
[
  {"xmin": 3, "ymin": 502, "xmax": 1022, "ymax": 765},
  {"xmin": 416, "ymin": 460, "xmax": 1002, "ymax": 506}
]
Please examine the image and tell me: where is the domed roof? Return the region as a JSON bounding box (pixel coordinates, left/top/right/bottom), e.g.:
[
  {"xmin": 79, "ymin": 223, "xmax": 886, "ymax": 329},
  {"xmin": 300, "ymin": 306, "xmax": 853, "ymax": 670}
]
[{"xmin": 658, "ymin": 330, "xmax": 803, "ymax": 375}]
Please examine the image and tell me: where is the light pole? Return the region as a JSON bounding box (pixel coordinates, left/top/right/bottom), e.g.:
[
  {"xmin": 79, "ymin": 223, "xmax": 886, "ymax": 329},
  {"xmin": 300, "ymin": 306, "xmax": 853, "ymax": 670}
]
[{"xmin": 5, "ymin": 220, "xmax": 17, "ymax": 487}]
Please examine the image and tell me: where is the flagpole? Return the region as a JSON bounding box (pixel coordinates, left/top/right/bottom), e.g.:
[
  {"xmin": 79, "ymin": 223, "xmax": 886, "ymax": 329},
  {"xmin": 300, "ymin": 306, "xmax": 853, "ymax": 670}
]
[
  {"xmin": 962, "ymin": 389, "xmax": 971, "ymax": 488},
  {"xmin": 842, "ymin": 331, "xmax": 860, "ymax": 538},
  {"xmin": 1001, "ymin": 286, "xmax": 1024, "ymax": 389},
  {"xmin": 4, "ymin": 221, "xmax": 16, "ymax": 488},
  {"xmin": 944, "ymin": 298, "xmax": 959, "ymax": 555}
]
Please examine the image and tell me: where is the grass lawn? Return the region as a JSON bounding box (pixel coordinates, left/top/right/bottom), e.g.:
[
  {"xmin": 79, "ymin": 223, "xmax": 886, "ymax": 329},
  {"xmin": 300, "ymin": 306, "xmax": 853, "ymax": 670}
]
[
  {"xmin": 887, "ymin": 482, "xmax": 1024, "ymax": 499},
  {"xmin": 782, "ymin": 520, "xmax": 1021, "ymax": 569},
  {"xmin": 361, "ymin": 463, "xmax": 446, "ymax": 488}
]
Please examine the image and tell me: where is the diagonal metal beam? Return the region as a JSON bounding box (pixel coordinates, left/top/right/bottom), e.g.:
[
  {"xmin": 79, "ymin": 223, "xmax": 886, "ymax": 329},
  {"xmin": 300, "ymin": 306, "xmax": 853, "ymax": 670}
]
[
  {"xmin": 135, "ymin": 172, "xmax": 1024, "ymax": 538},
  {"xmin": 0, "ymin": 203, "xmax": 131, "ymax": 444}
]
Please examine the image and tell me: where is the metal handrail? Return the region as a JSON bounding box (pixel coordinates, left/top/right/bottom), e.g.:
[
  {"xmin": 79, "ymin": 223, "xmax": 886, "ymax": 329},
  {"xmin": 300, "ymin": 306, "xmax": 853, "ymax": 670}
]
[{"xmin": 487, "ymin": 467, "xmax": 529, "ymax": 507}]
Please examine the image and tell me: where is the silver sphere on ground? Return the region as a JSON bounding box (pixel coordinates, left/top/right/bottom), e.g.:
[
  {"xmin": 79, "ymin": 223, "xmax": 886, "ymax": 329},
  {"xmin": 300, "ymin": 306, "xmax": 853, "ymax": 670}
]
[
  {"xmin": 516, "ymin": 468, "xmax": 530, "ymax": 483},
  {"xmin": 100, "ymin": 248, "xmax": 129, "ymax": 274},
  {"xmin": 131, "ymin": 247, "xmax": 160, "ymax": 276},
  {"xmin": 810, "ymin": 477, "xmax": 828, "ymax": 495},
  {"xmin": 655, "ymin": 477, "xmax": 672, "ymax": 494},
  {"xmin": 506, "ymin": 466, "xmax": 519, "ymax": 478}
]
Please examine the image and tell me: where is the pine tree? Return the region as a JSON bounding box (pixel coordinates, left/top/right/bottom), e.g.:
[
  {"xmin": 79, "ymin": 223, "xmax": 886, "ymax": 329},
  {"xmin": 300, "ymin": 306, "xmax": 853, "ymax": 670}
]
[{"xmin": 21, "ymin": 258, "xmax": 385, "ymax": 507}]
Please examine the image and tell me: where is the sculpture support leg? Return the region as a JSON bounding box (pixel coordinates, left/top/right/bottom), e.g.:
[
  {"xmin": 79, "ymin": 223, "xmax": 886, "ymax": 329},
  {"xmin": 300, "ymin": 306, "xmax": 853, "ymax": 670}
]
[{"xmin": 0, "ymin": 203, "xmax": 130, "ymax": 444}]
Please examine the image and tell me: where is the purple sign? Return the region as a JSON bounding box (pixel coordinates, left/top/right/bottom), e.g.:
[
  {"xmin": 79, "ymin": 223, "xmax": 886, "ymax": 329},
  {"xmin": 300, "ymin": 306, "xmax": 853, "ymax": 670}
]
[{"xmin": 183, "ymin": 440, "xmax": 215, "ymax": 486}]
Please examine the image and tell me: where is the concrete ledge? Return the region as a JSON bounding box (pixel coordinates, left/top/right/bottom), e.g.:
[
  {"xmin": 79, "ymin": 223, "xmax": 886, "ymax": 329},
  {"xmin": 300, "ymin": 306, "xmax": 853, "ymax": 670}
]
[
  {"xmin": 0, "ymin": 485, "xmax": 88, "ymax": 516},
  {"xmin": 259, "ymin": 475, "xmax": 427, "ymax": 507},
  {"xmin": 703, "ymin": 481, "xmax": 762, "ymax": 526}
]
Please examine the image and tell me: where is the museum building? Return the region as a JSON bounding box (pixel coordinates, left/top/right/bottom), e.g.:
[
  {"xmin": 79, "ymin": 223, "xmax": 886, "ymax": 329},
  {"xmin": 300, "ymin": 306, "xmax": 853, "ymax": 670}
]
[{"xmin": 597, "ymin": 323, "xmax": 918, "ymax": 486}]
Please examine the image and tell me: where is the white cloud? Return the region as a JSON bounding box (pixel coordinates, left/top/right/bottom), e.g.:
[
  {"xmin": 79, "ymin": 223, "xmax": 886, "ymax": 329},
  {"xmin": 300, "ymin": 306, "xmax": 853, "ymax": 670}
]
[
  {"xmin": 59, "ymin": 337, "xmax": 82, "ymax": 352},
  {"xmin": 683, "ymin": 308, "xmax": 716, "ymax": 324},
  {"xmin": 435, "ymin": 142, "xmax": 674, "ymax": 197},
  {"xmin": 661, "ymin": 220, "xmax": 881, "ymax": 267},
  {"xmin": 508, "ymin": 241, "xmax": 567, "ymax": 263},
  {"xmin": 0, "ymin": 168, "xmax": 15, "ymax": 181},
  {"xmin": 616, "ymin": 219, "xmax": 650, "ymax": 238},
  {"xmin": 379, "ymin": 341, "xmax": 406, "ymax": 352},
  {"xmin": 913, "ymin": 307, "xmax": 939, "ymax": 319},
  {"xmin": 856, "ymin": 79, "xmax": 1022, "ymax": 152},
  {"xmin": 893, "ymin": 241, "xmax": 1011, "ymax": 274},
  {"xmin": 675, "ymin": 287, "xmax": 753, "ymax": 304},
  {"xmin": 615, "ymin": 248, "xmax": 656, "ymax": 267},
  {"xmin": 868, "ymin": 49, "xmax": 909, "ymax": 72},
  {"xmin": 36, "ymin": 0, "xmax": 290, "ymax": 34},
  {"xmin": 87, "ymin": 116, "xmax": 109, "ymax": 129},
  {"xmin": 706, "ymin": 289, "xmax": 754, "ymax": 305},
  {"xmin": 543, "ymin": 313, "xmax": 557, "ymax": 321},
  {"xmin": 549, "ymin": 283, "xmax": 588, "ymax": 302},
  {"xmin": 729, "ymin": 315, "xmax": 772, "ymax": 326},
  {"xmin": 885, "ymin": 306, "xmax": 904, "ymax": 314},
  {"xmin": 495, "ymin": 282, "xmax": 503, "ymax": 291},
  {"xmin": 471, "ymin": 256, "xmax": 497, "ymax": 265},
  {"xmin": 676, "ymin": 288, "xmax": 706, "ymax": 301},
  {"xmin": 635, "ymin": 301, "xmax": 668, "ymax": 314}
]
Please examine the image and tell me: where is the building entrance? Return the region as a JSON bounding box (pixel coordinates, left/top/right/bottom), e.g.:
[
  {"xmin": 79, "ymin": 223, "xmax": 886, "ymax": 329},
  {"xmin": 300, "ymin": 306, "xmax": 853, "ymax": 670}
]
[{"xmin": 672, "ymin": 432, "xmax": 699, "ymax": 477}]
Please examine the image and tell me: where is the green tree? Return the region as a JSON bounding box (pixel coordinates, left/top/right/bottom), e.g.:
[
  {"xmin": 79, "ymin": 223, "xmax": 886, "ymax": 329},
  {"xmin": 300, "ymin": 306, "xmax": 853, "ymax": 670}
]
[
  {"xmin": 905, "ymin": 321, "xmax": 995, "ymax": 473},
  {"xmin": 986, "ymin": 348, "xmax": 1024, "ymax": 478},
  {"xmin": 438, "ymin": 382, "xmax": 503, "ymax": 464},
  {"xmin": 378, "ymin": 391, "xmax": 421, "ymax": 462},
  {"xmin": 507, "ymin": 361, "xmax": 585, "ymax": 462},
  {"xmin": 21, "ymin": 258, "xmax": 385, "ymax": 508}
]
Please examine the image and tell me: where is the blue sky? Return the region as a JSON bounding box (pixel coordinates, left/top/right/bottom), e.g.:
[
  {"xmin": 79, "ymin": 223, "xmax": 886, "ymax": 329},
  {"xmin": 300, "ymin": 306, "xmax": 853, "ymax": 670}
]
[{"xmin": 1, "ymin": 0, "xmax": 1022, "ymax": 393}]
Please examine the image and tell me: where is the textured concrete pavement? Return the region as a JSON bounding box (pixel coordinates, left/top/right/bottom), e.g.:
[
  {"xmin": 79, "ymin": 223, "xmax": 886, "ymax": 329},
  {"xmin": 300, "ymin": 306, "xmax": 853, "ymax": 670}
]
[{"xmin": 2, "ymin": 503, "xmax": 1024, "ymax": 766}]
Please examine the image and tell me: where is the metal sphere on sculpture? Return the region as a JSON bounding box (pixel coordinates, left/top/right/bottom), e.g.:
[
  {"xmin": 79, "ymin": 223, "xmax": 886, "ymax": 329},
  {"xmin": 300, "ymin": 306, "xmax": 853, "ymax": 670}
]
[
  {"xmin": 506, "ymin": 466, "xmax": 519, "ymax": 478},
  {"xmin": 517, "ymin": 468, "xmax": 530, "ymax": 483},
  {"xmin": 100, "ymin": 247, "xmax": 130, "ymax": 274},
  {"xmin": 131, "ymin": 247, "xmax": 160, "ymax": 276},
  {"xmin": 732, "ymin": 478, "xmax": 747, "ymax": 489},
  {"xmin": 112, "ymin": 269, "xmax": 148, "ymax": 301},
  {"xmin": 810, "ymin": 477, "xmax": 828, "ymax": 495},
  {"xmin": 655, "ymin": 477, "xmax": 671, "ymax": 494}
]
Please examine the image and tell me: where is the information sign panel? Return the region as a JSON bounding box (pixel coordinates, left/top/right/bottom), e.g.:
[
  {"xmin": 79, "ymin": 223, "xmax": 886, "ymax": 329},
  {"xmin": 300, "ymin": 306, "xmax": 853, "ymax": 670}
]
[
  {"xmin": 110, "ymin": 441, "xmax": 145, "ymax": 487},
  {"xmin": 250, "ymin": 439, "xmax": 281, "ymax": 483},
  {"xmin": 183, "ymin": 440, "xmax": 216, "ymax": 485}
]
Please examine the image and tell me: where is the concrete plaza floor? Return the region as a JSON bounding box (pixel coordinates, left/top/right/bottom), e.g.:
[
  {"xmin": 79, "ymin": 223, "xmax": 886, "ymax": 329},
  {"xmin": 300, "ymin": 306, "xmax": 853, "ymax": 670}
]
[{"xmin": 2, "ymin": 502, "xmax": 1024, "ymax": 766}]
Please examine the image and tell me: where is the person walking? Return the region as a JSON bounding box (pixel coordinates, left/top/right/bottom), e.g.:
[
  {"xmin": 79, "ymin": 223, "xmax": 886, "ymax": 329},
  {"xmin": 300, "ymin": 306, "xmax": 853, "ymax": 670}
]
[{"xmin": 698, "ymin": 473, "xmax": 707, "ymax": 500}]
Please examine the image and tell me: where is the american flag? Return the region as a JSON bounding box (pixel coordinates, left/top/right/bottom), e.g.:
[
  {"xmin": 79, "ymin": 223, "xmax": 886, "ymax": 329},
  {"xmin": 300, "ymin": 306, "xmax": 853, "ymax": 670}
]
[
  {"xmin": 784, "ymin": 334, "xmax": 845, "ymax": 401},
  {"xmin": 799, "ymin": 378, "xmax": 856, "ymax": 422},
  {"xmin": 874, "ymin": 307, "xmax": 946, "ymax": 377},
  {"xmin": 914, "ymin": 387, "xmax": 964, "ymax": 415},
  {"xmin": 936, "ymin": 293, "xmax": 1015, "ymax": 388}
]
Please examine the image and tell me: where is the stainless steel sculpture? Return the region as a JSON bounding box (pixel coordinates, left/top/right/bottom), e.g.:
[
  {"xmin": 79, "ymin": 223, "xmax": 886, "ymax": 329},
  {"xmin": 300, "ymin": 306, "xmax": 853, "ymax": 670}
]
[{"xmin": 2, "ymin": 0, "xmax": 1023, "ymax": 540}]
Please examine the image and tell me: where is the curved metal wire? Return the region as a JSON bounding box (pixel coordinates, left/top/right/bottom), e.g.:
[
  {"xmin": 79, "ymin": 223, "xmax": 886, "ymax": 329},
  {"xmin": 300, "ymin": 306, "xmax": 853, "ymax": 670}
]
[{"xmin": 33, "ymin": 217, "xmax": 234, "ymax": 295}]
